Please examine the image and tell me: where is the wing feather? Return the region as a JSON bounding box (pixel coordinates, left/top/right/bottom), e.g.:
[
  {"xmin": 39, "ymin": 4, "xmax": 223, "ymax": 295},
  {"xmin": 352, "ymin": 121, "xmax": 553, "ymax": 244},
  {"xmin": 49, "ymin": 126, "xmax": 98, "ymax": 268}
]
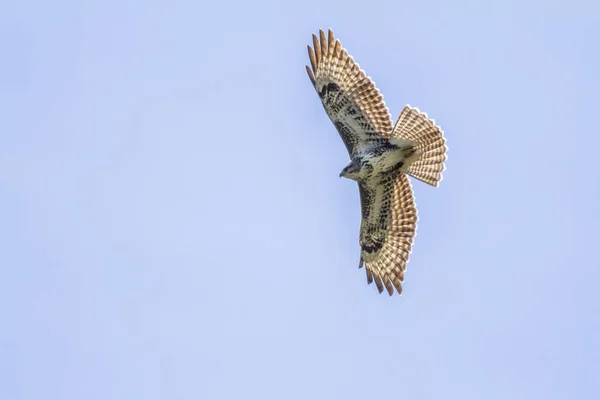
[
  {"xmin": 358, "ymin": 174, "xmax": 418, "ymax": 296},
  {"xmin": 313, "ymin": 34, "xmax": 321, "ymax": 65},
  {"xmin": 306, "ymin": 29, "xmax": 393, "ymax": 154}
]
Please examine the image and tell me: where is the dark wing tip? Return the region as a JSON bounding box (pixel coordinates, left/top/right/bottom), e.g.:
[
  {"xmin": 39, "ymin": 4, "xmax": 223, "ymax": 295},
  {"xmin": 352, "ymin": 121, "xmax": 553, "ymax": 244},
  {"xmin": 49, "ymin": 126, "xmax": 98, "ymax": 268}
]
[
  {"xmin": 373, "ymin": 274, "xmax": 384, "ymax": 294},
  {"xmin": 305, "ymin": 65, "xmax": 315, "ymax": 84},
  {"xmin": 327, "ymin": 28, "xmax": 335, "ymax": 51},
  {"xmin": 383, "ymin": 277, "xmax": 394, "ymax": 296},
  {"xmin": 307, "ymin": 45, "xmax": 317, "ymax": 76},
  {"xmin": 319, "ymin": 29, "xmax": 327, "ymax": 56},
  {"xmin": 365, "ymin": 267, "xmax": 373, "ymax": 284},
  {"xmin": 392, "ymin": 278, "xmax": 403, "ymax": 296},
  {"xmin": 312, "ymin": 34, "xmax": 321, "ymax": 64}
]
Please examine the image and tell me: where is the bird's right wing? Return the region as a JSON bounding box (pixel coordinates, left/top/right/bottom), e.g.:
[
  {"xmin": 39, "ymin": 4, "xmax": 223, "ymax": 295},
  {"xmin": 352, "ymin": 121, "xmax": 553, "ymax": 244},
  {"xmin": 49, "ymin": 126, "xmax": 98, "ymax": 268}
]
[
  {"xmin": 306, "ymin": 29, "xmax": 393, "ymax": 155},
  {"xmin": 358, "ymin": 173, "xmax": 418, "ymax": 295}
]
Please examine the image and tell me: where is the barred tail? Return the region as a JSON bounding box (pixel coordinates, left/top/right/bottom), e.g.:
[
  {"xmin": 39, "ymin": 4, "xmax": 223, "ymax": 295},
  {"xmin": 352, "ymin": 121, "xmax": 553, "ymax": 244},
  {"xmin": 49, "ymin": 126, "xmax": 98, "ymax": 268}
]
[{"xmin": 392, "ymin": 105, "xmax": 447, "ymax": 187}]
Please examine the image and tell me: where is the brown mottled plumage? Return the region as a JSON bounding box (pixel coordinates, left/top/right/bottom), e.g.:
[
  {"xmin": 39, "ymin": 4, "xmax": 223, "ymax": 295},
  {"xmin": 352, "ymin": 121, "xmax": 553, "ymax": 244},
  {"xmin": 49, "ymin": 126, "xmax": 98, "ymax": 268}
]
[{"xmin": 306, "ymin": 29, "xmax": 447, "ymax": 296}]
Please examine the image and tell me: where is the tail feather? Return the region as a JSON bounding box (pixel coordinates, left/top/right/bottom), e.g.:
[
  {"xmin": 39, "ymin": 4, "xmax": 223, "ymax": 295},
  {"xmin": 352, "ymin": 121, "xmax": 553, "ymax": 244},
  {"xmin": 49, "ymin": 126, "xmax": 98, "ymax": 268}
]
[{"xmin": 392, "ymin": 105, "xmax": 447, "ymax": 187}]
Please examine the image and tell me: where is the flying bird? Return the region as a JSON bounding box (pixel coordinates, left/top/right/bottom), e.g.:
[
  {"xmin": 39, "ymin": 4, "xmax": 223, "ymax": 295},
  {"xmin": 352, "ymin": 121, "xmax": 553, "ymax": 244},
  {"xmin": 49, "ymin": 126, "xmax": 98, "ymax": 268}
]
[{"xmin": 306, "ymin": 29, "xmax": 447, "ymax": 296}]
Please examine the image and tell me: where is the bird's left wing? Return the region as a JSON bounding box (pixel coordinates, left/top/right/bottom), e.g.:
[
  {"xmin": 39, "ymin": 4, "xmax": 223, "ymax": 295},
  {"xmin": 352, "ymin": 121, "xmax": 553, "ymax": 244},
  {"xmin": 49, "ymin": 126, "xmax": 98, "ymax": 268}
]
[
  {"xmin": 306, "ymin": 29, "xmax": 393, "ymax": 155},
  {"xmin": 358, "ymin": 173, "xmax": 418, "ymax": 296}
]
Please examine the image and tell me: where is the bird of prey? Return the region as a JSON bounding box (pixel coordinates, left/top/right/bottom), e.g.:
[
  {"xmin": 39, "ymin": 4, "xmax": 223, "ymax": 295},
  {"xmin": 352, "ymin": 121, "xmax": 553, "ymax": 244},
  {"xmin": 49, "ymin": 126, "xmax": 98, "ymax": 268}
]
[{"xmin": 306, "ymin": 29, "xmax": 447, "ymax": 296}]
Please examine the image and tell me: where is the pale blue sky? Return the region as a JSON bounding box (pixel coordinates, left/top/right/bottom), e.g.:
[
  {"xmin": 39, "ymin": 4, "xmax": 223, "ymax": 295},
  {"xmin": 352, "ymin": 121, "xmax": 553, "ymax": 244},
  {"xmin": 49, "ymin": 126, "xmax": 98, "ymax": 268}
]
[{"xmin": 1, "ymin": 0, "xmax": 599, "ymax": 399}]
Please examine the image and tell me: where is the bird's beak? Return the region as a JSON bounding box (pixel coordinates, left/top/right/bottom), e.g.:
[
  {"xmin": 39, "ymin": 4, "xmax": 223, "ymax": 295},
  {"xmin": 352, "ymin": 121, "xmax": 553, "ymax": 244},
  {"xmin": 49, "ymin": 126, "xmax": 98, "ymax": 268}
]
[{"xmin": 339, "ymin": 171, "xmax": 344, "ymax": 178}]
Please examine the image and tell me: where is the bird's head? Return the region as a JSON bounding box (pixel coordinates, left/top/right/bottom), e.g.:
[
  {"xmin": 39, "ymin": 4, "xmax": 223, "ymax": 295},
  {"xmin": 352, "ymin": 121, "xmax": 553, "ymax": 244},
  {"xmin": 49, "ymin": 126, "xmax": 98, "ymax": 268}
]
[{"xmin": 339, "ymin": 161, "xmax": 361, "ymax": 181}]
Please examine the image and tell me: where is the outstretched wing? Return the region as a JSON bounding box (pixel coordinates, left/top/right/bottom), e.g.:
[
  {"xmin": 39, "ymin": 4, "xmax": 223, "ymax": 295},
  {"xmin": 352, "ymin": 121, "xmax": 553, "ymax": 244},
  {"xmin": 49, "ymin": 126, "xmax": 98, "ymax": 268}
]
[
  {"xmin": 358, "ymin": 173, "xmax": 418, "ymax": 296},
  {"xmin": 306, "ymin": 29, "xmax": 393, "ymax": 155}
]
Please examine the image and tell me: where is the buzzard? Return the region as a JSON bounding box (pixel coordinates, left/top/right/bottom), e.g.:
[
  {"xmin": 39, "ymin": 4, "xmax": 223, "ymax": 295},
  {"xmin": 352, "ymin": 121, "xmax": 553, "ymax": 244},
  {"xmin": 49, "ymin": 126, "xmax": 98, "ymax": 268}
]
[{"xmin": 306, "ymin": 29, "xmax": 447, "ymax": 296}]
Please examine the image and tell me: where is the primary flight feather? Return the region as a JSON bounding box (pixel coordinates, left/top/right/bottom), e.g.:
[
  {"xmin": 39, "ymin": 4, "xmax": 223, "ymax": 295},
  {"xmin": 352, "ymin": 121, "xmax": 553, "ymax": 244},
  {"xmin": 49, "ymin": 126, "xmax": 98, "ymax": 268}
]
[{"xmin": 306, "ymin": 29, "xmax": 447, "ymax": 296}]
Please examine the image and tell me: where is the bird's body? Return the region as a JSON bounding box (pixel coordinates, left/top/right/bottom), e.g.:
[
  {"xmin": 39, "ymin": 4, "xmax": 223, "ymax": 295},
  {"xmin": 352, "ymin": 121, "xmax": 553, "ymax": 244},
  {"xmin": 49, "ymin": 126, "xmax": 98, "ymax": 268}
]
[
  {"xmin": 306, "ymin": 29, "xmax": 447, "ymax": 295},
  {"xmin": 340, "ymin": 137, "xmax": 419, "ymax": 181}
]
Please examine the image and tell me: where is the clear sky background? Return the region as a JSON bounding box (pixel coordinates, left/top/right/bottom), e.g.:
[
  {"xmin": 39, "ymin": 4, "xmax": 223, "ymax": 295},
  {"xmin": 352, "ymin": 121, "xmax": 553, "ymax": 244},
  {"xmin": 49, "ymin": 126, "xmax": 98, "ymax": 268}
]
[{"xmin": 1, "ymin": 0, "xmax": 599, "ymax": 399}]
